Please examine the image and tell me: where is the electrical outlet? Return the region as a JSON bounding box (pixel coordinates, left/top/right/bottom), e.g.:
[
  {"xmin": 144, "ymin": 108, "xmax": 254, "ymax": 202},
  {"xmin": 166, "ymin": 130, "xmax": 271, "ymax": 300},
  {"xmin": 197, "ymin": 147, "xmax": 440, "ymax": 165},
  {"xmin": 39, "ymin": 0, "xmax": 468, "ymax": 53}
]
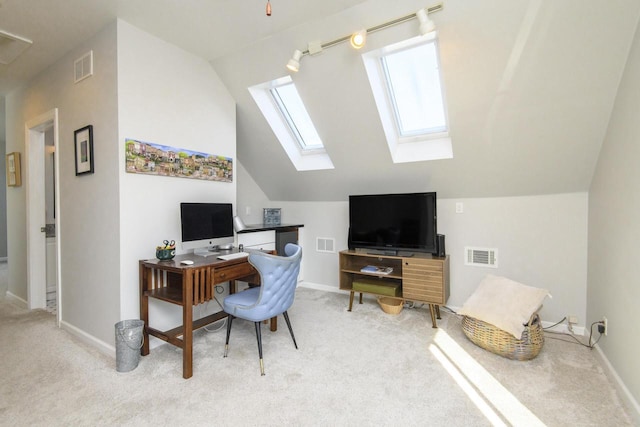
[
  {"xmin": 603, "ymin": 316, "xmax": 608, "ymax": 336},
  {"xmin": 568, "ymin": 315, "xmax": 578, "ymax": 325}
]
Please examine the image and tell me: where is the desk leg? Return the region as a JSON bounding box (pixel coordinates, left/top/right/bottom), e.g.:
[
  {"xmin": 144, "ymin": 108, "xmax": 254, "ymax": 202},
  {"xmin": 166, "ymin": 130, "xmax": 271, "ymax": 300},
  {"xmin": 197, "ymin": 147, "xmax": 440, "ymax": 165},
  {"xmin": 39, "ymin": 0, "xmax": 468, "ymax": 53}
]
[
  {"xmin": 270, "ymin": 317, "xmax": 277, "ymax": 332},
  {"xmin": 139, "ymin": 263, "xmax": 150, "ymax": 356},
  {"xmin": 183, "ymin": 273, "xmax": 194, "ymax": 379}
]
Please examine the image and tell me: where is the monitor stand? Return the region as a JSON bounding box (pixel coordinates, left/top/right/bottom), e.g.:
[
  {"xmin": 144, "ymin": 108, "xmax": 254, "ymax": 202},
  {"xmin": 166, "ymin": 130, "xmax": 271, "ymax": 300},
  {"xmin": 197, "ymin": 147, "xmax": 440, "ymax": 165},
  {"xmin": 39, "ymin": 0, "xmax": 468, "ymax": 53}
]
[
  {"xmin": 194, "ymin": 247, "xmax": 220, "ymax": 257},
  {"xmin": 366, "ymin": 249, "xmax": 414, "ymax": 257}
]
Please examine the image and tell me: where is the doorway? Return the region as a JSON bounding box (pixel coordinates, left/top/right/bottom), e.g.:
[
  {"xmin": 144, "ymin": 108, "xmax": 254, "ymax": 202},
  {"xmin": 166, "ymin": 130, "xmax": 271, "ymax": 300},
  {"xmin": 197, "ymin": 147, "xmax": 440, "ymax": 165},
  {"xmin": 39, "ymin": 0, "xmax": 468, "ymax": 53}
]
[{"xmin": 25, "ymin": 109, "xmax": 61, "ymax": 325}]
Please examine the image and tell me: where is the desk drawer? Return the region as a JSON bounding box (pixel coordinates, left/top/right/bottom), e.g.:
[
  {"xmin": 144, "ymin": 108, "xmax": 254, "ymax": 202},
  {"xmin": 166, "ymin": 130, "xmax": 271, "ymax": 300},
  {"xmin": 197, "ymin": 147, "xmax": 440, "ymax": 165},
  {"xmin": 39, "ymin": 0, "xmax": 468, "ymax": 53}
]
[{"xmin": 213, "ymin": 262, "xmax": 258, "ymax": 283}]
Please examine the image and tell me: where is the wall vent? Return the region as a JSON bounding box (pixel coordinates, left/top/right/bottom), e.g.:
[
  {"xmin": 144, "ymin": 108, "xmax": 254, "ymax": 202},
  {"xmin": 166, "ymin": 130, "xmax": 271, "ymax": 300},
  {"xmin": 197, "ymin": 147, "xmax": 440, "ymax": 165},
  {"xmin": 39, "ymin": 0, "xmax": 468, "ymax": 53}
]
[
  {"xmin": 74, "ymin": 50, "xmax": 93, "ymax": 83},
  {"xmin": 316, "ymin": 237, "xmax": 335, "ymax": 253},
  {"xmin": 465, "ymin": 247, "xmax": 498, "ymax": 268}
]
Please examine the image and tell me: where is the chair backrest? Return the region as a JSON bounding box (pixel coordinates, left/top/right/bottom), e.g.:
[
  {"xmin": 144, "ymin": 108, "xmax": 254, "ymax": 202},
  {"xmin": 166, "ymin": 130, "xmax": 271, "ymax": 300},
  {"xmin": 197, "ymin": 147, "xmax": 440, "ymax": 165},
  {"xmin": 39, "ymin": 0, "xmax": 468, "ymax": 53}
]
[{"xmin": 247, "ymin": 243, "xmax": 302, "ymax": 320}]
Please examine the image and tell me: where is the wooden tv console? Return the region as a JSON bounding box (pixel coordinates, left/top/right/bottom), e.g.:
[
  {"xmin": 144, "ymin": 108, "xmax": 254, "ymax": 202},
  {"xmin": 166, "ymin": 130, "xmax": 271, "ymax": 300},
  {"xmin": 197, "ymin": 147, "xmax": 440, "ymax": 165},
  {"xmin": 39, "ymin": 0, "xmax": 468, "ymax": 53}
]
[{"xmin": 339, "ymin": 250, "xmax": 450, "ymax": 328}]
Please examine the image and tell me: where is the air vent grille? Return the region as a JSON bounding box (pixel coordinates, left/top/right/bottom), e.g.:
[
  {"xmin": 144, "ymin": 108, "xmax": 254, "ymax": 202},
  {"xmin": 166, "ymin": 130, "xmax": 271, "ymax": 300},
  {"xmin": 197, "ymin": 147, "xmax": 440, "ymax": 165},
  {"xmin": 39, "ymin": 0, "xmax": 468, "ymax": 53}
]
[
  {"xmin": 316, "ymin": 237, "xmax": 335, "ymax": 253},
  {"xmin": 74, "ymin": 51, "xmax": 93, "ymax": 83},
  {"xmin": 465, "ymin": 247, "xmax": 498, "ymax": 268}
]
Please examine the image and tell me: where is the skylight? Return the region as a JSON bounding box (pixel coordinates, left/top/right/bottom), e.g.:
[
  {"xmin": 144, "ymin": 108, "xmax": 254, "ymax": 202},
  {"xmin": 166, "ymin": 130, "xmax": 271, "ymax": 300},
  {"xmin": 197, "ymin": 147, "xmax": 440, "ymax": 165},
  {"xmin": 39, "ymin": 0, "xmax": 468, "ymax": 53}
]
[
  {"xmin": 363, "ymin": 33, "xmax": 452, "ymax": 163},
  {"xmin": 381, "ymin": 42, "xmax": 447, "ymax": 137},
  {"xmin": 270, "ymin": 83, "xmax": 324, "ymax": 151},
  {"xmin": 249, "ymin": 76, "xmax": 334, "ymax": 171}
]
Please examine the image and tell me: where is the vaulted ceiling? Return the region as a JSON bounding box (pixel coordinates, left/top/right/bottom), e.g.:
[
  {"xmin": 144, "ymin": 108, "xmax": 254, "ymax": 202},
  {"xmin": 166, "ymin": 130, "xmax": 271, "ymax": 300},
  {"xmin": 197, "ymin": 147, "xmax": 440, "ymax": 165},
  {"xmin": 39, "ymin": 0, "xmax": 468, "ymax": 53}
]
[{"xmin": 2, "ymin": 0, "xmax": 639, "ymax": 201}]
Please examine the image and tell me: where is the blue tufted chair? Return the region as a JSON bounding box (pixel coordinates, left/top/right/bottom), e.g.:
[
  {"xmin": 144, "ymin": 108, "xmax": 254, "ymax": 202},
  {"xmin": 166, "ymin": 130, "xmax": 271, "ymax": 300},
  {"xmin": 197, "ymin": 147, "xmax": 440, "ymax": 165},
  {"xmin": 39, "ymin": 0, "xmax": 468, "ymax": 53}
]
[{"xmin": 223, "ymin": 243, "xmax": 302, "ymax": 375}]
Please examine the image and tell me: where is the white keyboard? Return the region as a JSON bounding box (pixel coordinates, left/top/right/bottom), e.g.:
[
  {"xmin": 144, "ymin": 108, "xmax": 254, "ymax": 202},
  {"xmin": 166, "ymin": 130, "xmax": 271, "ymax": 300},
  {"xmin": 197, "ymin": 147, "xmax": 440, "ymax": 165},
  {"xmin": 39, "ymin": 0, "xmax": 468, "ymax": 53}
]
[{"xmin": 217, "ymin": 252, "xmax": 249, "ymax": 261}]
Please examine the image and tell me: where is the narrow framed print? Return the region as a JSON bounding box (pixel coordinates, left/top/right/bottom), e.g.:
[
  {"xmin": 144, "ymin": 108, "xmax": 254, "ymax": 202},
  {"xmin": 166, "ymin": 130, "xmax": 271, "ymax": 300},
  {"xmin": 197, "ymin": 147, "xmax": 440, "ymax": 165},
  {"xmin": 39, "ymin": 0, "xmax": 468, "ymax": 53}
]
[
  {"xmin": 6, "ymin": 152, "xmax": 21, "ymax": 187},
  {"xmin": 74, "ymin": 125, "xmax": 94, "ymax": 175}
]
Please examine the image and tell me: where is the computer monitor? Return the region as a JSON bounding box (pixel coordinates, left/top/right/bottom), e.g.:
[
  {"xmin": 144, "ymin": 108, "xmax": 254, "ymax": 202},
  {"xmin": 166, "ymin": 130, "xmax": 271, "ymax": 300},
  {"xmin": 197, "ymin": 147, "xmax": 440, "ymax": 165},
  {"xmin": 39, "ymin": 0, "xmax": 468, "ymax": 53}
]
[{"xmin": 180, "ymin": 202, "xmax": 234, "ymax": 256}]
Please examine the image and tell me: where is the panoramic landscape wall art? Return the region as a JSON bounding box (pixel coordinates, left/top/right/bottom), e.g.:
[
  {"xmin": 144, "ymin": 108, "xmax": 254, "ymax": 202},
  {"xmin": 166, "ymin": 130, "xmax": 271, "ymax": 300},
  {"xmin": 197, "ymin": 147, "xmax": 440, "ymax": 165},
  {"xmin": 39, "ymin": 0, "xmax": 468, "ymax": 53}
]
[{"xmin": 125, "ymin": 138, "xmax": 233, "ymax": 183}]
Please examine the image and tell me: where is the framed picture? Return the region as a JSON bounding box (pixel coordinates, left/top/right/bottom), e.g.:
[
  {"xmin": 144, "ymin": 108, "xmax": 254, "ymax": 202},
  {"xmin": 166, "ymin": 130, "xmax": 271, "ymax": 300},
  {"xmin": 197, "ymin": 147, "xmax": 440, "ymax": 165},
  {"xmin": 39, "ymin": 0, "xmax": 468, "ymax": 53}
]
[
  {"xmin": 74, "ymin": 125, "xmax": 94, "ymax": 175},
  {"xmin": 5, "ymin": 152, "xmax": 21, "ymax": 187},
  {"xmin": 263, "ymin": 208, "xmax": 281, "ymax": 226}
]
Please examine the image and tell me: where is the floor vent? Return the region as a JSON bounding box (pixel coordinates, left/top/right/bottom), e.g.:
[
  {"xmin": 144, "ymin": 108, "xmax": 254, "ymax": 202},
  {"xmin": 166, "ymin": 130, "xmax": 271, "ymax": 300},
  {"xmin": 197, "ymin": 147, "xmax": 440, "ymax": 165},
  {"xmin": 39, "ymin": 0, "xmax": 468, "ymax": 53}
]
[
  {"xmin": 74, "ymin": 51, "xmax": 93, "ymax": 83},
  {"xmin": 316, "ymin": 237, "xmax": 335, "ymax": 253},
  {"xmin": 465, "ymin": 247, "xmax": 498, "ymax": 268}
]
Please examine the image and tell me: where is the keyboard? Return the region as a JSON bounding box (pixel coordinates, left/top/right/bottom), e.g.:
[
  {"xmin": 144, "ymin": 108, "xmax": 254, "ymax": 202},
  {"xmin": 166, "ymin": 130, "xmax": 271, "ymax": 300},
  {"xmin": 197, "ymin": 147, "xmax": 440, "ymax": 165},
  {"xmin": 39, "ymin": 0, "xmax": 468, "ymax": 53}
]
[{"xmin": 217, "ymin": 252, "xmax": 250, "ymax": 261}]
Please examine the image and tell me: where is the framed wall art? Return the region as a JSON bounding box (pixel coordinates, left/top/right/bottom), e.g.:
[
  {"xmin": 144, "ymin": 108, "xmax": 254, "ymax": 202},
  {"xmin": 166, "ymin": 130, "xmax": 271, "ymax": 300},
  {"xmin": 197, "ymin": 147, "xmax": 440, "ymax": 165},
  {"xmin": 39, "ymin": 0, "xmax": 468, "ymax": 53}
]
[
  {"xmin": 74, "ymin": 125, "xmax": 94, "ymax": 175},
  {"xmin": 263, "ymin": 208, "xmax": 281, "ymax": 226},
  {"xmin": 125, "ymin": 138, "xmax": 233, "ymax": 183},
  {"xmin": 6, "ymin": 152, "xmax": 21, "ymax": 187}
]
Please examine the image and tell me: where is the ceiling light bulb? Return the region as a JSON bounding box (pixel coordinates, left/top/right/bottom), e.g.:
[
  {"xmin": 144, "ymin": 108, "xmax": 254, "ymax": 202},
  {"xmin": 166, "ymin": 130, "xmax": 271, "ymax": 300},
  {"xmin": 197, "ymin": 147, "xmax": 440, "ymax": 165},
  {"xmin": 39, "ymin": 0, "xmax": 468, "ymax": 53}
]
[
  {"xmin": 286, "ymin": 49, "xmax": 302, "ymax": 72},
  {"xmin": 416, "ymin": 9, "xmax": 435, "ymax": 35},
  {"xmin": 266, "ymin": 0, "xmax": 272, "ymax": 16},
  {"xmin": 350, "ymin": 29, "xmax": 367, "ymax": 49}
]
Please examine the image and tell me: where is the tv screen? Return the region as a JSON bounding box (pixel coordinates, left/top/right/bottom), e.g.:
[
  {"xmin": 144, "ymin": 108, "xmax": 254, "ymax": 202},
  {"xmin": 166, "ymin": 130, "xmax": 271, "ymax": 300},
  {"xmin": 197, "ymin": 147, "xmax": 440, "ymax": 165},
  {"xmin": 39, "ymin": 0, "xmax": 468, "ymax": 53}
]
[
  {"xmin": 180, "ymin": 203, "xmax": 234, "ymax": 253},
  {"xmin": 348, "ymin": 192, "xmax": 437, "ymax": 255}
]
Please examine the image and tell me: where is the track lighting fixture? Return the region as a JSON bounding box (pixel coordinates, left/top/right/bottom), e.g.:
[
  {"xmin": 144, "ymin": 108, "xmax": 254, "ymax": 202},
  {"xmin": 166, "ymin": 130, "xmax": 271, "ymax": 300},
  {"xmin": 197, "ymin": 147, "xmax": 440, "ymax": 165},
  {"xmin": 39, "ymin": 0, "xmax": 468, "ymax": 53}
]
[
  {"xmin": 284, "ymin": 2, "xmax": 443, "ymax": 72},
  {"xmin": 286, "ymin": 49, "xmax": 303, "ymax": 72},
  {"xmin": 416, "ymin": 8, "xmax": 435, "ymax": 35},
  {"xmin": 350, "ymin": 29, "xmax": 367, "ymax": 49},
  {"xmin": 266, "ymin": 0, "xmax": 272, "ymax": 16}
]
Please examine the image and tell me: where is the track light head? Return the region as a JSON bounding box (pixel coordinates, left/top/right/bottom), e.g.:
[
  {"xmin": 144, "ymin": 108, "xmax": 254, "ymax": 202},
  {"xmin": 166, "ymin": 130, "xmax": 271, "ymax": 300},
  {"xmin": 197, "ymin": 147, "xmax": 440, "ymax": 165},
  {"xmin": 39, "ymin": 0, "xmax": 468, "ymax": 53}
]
[
  {"xmin": 416, "ymin": 9, "xmax": 436, "ymax": 35},
  {"xmin": 286, "ymin": 49, "xmax": 303, "ymax": 72},
  {"xmin": 350, "ymin": 29, "xmax": 367, "ymax": 49}
]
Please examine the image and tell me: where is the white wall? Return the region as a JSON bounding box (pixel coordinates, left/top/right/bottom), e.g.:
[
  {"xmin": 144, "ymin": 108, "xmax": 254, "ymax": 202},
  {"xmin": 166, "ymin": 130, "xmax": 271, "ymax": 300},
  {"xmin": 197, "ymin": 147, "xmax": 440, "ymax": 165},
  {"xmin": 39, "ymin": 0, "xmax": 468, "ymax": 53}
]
[
  {"xmin": 237, "ymin": 164, "xmax": 588, "ymax": 326},
  {"xmin": 4, "ymin": 19, "xmax": 237, "ymax": 350},
  {"xmin": 5, "ymin": 23, "xmax": 120, "ymax": 346},
  {"xmin": 117, "ymin": 20, "xmax": 236, "ymax": 332},
  {"xmin": 588, "ymin": 16, "xmax": 640, "ymax": 412},
  {"xmin": 0, "ymin": 96, "xmax": 6, "ymax": 259},
  {"xmin": 438, "ymin": 194, "xmax": 588, "ymax": 324}
]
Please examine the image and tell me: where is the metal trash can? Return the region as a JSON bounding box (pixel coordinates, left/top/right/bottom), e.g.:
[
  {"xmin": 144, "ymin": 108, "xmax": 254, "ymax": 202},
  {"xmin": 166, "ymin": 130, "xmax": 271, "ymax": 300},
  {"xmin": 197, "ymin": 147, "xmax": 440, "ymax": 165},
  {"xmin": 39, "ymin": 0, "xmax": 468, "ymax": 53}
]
[{"xmin": 114, "ymin": 319, "xmax": 145, "ymax": 372}]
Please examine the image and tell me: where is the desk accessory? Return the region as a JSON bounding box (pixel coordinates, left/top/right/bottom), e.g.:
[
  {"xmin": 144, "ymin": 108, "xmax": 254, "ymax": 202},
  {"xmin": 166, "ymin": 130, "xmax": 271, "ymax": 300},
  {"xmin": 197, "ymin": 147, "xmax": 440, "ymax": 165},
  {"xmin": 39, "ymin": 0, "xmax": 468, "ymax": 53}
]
[{"xmin": 156, "ymin": 239, "xmax": 176, "ymax": 260}]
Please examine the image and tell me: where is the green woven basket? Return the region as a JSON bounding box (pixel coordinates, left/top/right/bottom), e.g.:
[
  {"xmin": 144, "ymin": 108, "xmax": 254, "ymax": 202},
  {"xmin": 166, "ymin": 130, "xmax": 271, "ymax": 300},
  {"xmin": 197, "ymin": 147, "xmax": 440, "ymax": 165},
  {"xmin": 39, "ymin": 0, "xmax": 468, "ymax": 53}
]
[{"xmin": 461, "ymin": 313, "xmax": 544, "ymax": 361}]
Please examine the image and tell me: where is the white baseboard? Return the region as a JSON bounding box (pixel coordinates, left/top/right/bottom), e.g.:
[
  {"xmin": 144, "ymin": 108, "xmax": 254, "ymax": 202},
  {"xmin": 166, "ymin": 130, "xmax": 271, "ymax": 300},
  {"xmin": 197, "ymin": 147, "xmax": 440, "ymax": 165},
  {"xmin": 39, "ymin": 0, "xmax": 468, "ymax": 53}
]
[
  {"xmin": 541, "ymin": 320, "xmax": 586, "ymax": 336},
  {"xmin": 5, "ymin": 292, "xmax": 28, "ymax": 309},
  {"xmin": 60, "ymin": 320, "xmax": 115, "ymax": 359},
  {"xmin": 299, "ymin": 281, "xmax": 342, "ymax": 294},
  {"xmin": 594, "ymin": 344, "xmax": 640, "ymax": 425}
]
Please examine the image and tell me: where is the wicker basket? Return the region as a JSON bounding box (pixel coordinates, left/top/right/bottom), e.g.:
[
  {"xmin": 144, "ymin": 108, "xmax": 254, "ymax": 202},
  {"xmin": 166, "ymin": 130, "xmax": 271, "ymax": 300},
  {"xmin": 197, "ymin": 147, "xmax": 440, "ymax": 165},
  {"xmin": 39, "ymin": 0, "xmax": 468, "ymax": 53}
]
[
  {"xmin": 377, "ymin": 297, "xmax": 403, "ymax": 315},
  {"xmin": 461, "ymin": 313, "xmax": 544, "ymax": 361}
]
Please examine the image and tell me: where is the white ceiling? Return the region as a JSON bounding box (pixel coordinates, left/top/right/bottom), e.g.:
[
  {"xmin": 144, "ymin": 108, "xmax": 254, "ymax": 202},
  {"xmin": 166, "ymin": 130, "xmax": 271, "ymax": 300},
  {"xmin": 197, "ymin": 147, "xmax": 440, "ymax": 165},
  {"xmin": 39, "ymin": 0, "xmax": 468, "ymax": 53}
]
[
  {"xmin": 2, "ymin": 0, "xmax": 640, "ymax": 201},
  {"xmin": 0, "ymin": 0, "xmax": 369, "ymax": 96}
]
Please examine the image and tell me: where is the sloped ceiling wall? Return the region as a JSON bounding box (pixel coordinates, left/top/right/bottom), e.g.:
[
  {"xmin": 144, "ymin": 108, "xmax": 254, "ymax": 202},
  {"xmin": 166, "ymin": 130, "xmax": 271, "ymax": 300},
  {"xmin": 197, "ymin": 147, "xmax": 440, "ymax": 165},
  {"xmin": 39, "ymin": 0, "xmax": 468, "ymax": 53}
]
[{"xmin": 212, "ymin": 0, "xmax": 640, "ymax": 201}]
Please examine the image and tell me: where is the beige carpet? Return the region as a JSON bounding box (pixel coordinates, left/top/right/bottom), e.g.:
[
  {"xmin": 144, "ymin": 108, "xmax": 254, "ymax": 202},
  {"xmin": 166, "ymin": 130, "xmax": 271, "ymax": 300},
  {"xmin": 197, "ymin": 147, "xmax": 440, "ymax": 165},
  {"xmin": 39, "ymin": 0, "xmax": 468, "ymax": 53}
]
[{"xmin": 0, "ymin": 282, "xmax": 634, "ymax": 426}]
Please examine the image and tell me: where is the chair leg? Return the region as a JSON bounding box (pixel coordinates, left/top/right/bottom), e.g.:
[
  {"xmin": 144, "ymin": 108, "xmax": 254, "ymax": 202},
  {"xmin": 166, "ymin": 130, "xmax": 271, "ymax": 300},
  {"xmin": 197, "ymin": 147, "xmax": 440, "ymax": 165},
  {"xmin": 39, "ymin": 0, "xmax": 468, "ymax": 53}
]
[
  {"xmin": 254, "ymin": 321, "xmax": 265, "ymax": 376},
  {"xmin": 283, "ymin": 311, "xmax": 298, "ymax": 349},
  {"xmin": 224, "ymin": 315, "xmax": 233, "ymax": 358}
]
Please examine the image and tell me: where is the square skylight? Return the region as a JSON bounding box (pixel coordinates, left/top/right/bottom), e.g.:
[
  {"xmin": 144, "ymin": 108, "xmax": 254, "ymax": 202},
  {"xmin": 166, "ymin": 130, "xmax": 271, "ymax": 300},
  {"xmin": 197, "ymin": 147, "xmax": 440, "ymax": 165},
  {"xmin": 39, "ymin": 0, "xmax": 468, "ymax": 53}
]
[
  {"xmin": 363, "ymin": 33, "xmax": 452, "ymax": 163},
  {"xmin": 249, "ymin": 76, "xmax": 334, "ymax": 171},
  {"xmin": 381, "ymin": 42, "xmax": 447, "ymax": 137}
]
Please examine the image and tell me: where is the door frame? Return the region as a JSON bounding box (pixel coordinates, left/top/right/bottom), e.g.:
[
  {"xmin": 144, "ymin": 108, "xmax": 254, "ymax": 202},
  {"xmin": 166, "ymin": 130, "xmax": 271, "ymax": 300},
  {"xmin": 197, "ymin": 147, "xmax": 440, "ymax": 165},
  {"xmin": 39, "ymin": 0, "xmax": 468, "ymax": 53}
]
[{"xmin": 25, "ymin": 108, "xmax": 61, "ymax": 325}]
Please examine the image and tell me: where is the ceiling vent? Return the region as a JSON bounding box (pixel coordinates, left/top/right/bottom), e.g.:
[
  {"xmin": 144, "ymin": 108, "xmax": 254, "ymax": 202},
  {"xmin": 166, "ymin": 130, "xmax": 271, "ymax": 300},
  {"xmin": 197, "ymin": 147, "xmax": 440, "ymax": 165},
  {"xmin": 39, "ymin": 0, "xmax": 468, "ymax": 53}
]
[
  {"xmin": 465, "ymin": 247, "xmax": 498, "ymax": 268},
  {"xmin": 74, "ymin": 51, "xmax": 93, "ymax": 83},
  {"xmin": 0, "ymin": 29, "xmax": 33, "ymax": 65}
]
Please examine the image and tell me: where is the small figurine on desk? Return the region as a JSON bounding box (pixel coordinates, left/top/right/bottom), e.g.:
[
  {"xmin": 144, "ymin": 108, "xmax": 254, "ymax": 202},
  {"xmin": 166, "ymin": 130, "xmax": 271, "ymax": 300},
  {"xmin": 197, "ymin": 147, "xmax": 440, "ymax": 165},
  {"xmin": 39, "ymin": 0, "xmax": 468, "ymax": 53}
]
[{"xmin": 156, "ymin": 239, "xmax": 176, "ymax": 260}]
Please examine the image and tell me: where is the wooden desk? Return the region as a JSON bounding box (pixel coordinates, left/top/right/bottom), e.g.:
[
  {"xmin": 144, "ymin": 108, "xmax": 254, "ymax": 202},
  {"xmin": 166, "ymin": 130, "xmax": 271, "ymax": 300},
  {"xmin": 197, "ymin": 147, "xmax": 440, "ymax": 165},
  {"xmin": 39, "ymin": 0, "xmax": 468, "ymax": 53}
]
[{"xmin": 139, "ymin": 251, "xmax": 273, "ymax": 379}]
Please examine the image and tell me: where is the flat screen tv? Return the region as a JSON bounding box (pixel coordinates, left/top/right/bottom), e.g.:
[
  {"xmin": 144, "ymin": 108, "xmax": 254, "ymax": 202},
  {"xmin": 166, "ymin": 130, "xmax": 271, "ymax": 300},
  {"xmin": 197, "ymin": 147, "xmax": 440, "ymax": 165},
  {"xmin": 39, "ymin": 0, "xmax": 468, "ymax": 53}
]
[
  {"xmin": 348, "ymin": 192, "xmax": 437, "ymax": 255},
  {"xmin": 180, "ymin": 202, "xmax": 234, "ymax": 256}
]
